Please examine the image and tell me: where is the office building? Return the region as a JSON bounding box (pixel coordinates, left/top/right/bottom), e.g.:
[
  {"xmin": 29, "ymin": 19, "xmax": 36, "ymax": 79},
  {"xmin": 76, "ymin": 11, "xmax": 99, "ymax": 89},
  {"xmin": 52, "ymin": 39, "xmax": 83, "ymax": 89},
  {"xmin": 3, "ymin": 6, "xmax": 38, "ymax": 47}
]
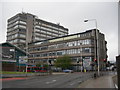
[
  {"xmin": 28, "ymin": 29, "xmax": 108, "ymax": 71},
  {"xmin": 6, "ymin": 12, "xmax": 68, "ymax": 50}
]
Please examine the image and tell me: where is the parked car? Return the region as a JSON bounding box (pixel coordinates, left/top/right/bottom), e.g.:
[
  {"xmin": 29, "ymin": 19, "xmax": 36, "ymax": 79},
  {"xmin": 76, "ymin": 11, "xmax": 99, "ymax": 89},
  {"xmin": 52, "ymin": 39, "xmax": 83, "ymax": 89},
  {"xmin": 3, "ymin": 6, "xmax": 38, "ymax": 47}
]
[{"xmin": 63, "ymin": 69, "xmax": 73, "ymax": 73}]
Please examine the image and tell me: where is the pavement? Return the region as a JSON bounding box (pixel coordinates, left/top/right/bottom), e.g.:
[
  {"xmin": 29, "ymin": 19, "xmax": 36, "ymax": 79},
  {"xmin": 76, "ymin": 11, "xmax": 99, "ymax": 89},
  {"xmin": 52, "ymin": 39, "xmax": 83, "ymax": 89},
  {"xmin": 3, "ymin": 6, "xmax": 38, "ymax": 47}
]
[
  {"xmin": 1, "ymin": 77, "xmax": 28, "ymax": 81},
  {"xmin": 78, "ymin": 75, "xmax": 115, "ymax": 88}
]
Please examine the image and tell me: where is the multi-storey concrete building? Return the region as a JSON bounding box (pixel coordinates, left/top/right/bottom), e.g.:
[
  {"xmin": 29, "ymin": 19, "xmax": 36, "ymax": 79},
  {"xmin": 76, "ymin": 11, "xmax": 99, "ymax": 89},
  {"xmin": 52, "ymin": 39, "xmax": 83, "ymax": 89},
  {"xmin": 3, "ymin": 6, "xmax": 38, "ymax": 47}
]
[
  {"xmin": 7, "ymin": 12, "xmax": 68, "ymax": 50},
  {"xmin": 28, "ymin": 29, "xmax": 107, "ymax": 71}
]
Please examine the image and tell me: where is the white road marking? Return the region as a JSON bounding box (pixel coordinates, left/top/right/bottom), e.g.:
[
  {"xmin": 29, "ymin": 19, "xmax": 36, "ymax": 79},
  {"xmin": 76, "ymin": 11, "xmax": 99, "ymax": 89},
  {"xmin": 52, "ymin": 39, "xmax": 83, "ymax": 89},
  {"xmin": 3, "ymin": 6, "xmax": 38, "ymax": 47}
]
[
  {"xmin": 46, "ymin": 82, "xmax": 50, "ymax": 84},
  {"xmin": 52, "ymin": 80, "xmax": 56, "ymax": 82},
  {"xmin": 46, "ymin": 80, "xmax": 57, "ymax": 84},
  {"xmin": 70, "ymin": 82, "xmax": 75, "ymax": 85},
  {"xmin": 115, "ymin": 84, "xmax": 118, "ymax": 89},
  {"xmin": 70, "ymin": 81, "xmax": 82, "ymax": 85}
]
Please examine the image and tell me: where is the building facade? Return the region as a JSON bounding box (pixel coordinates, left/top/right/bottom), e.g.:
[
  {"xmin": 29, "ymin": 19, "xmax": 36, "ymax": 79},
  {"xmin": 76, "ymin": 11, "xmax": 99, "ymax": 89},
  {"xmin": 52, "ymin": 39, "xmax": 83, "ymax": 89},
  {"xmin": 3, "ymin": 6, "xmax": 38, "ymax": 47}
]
[
  {"xmin": 7, "ymin": 12, "xmax": 68, "ymax": 50},
  {"xmin": 0, "ymin": 42, "xmax": 26, "ymax": 71},
  {"xmin": 28, "ymin": 29, "xmax": 107, "ymax": 71}
]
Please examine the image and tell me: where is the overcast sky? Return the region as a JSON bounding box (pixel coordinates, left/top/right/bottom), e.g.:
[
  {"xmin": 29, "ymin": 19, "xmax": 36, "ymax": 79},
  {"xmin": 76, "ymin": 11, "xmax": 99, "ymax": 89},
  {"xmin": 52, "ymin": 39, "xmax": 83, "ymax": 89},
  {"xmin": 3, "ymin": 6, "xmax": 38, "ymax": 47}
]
[{"xmin": 0, "ymin": 0, "xmax": 118, "ymax": 61}]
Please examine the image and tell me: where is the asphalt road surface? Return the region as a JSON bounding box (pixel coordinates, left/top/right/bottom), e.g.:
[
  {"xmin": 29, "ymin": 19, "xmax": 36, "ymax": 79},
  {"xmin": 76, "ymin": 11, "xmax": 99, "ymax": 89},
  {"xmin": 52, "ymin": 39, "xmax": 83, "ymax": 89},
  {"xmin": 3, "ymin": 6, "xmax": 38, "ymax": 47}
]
[{"xmin": 2, "ymin": 72, "xmax": 94, "ymax": 88}]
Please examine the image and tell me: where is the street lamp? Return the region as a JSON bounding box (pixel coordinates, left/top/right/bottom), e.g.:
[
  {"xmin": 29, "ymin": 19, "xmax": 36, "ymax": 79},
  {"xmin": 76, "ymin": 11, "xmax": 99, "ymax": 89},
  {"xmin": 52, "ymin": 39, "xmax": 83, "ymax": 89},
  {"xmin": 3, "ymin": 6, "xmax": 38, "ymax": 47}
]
[
  {"xmin": 84, "ymin": 19, "xmax": 100, "ymax": 76},
  {"xmin": 80, "ymin": 42, "xmax": 83, "ymax": 72},
  {"xmin": 25, "ymin": 43, "xmax": 28, "ymax": 76}
]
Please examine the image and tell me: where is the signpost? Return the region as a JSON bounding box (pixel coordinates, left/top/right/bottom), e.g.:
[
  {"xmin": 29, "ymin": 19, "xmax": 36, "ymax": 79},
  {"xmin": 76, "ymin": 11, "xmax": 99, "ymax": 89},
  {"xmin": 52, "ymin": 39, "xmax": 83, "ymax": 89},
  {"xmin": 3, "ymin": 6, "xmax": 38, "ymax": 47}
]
[{"xmin": 19, "ymin": 56, "xmax": 27, "ymax": 72}]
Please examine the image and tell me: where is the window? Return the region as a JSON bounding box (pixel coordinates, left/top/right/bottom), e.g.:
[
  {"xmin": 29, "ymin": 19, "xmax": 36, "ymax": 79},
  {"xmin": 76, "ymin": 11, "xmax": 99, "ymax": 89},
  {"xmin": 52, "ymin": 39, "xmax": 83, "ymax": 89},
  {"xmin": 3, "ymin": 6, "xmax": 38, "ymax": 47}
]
[
  {"xmin": 41, "ymin": 46, "xmax": 48, "ymax": 50},
  {"xmin": 47, "ymin": 31, "xmax": 52, "ymax": 35},
  {"xmin": 14, "ymin": 25, "xmax": 19, "ymax": 29},
  {"xmin": 35, "ymin": 33, "xmax": 40, "ymax": 36},
  {"xmin": 35, "ymin": 29, "xmax": 40, "ymax": 32},
  {"xmin": 8, "ymin": 17, "xmax": 20, "ymax": 24},
  {"xmin": 35, "ymin": 25, "xmax": 40, "ymax": 28},
  {"xmin": 14, "ymin": 39, "xmax": 18, "ymax": 43},
  {"xmin": 19, "ymin": 39, "xmax": 25, "ymax": 43},
  {"xmin": 19, "ymin": 29, "xmax": 26, "ymax": 32},
  {"xmin": 57, "ymin": 51, "xmax": 62, "ymax": 55},
  {"xmin": 19, "ymin": 34, "xmax": 26, "ymax": 38},
  {"xmin": 19, "ymin": 21, "xmax": 26, "ymax": 25},
  {"xmin": 35, "ymin": 37, "xmax": 40, "ymax": 41},
  {"xmin": 84, "ymin": 48, "xmax": 90, "ymax": 53},
  {"xmin": 14, "ymin": 34, "xmax": 18, "ymax": 37},
  {"xmin": 53, "ymin": 29, "xmax": 58, "ymax": 33},
  {"xmin": 19, "ymin": 25, "xmax": 26, "ymax": 29},
  {"xmin": 41, "ymin": 30, "xmax": 46, "ymax": 33}
]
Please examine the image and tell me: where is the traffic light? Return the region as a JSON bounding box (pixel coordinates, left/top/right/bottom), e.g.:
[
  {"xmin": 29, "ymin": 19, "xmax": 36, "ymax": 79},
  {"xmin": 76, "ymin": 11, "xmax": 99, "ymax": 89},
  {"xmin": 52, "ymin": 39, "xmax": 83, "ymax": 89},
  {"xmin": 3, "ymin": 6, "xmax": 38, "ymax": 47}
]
[
  {"xmin": 49, "ymin": 60, "xmax": 51, "ymax": 65},
  {"xmin": 103, "ymin": 59, "xmax": 106, "ymax": 62},
  {"xmin": 77, "ymin": 60, "xmax": 79, "ymax": 63},
  {"xmin": 94, "ymin": 59, "xmax": 97, "ymax": 62}
]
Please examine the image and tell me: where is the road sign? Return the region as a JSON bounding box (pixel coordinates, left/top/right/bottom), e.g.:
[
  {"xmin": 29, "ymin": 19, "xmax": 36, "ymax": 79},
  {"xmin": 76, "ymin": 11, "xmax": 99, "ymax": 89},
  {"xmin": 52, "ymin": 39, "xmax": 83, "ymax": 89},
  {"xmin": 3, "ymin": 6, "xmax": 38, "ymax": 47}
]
[{"xmin": 19, "ymin": 56, "xmax": 27, "ymax": 64}]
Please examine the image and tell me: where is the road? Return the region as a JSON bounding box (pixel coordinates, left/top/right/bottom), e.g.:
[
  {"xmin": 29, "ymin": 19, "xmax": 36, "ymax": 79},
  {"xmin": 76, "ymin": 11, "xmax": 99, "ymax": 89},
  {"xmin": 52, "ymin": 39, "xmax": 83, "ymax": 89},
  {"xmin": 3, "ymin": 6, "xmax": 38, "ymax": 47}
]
[{"xmin": 2, "ymin": 72, "xmax": 94, "ymax": 88}]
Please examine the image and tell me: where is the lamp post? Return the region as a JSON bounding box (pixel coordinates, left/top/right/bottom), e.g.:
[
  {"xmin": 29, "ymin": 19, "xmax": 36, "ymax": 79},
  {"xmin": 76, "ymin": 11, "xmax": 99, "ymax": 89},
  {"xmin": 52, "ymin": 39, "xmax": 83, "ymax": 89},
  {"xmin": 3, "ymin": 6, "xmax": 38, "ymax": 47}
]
[
  {"xmin": 84, "ymin": 19, "xmax": 100, "ymax": 76},
  {"xmin": 25, "ymin": 42, "xmax": 28, "ymax": 76},
  {"xmin": 80, "ymin": 42, "xmax": 83, "ymax": 72}
]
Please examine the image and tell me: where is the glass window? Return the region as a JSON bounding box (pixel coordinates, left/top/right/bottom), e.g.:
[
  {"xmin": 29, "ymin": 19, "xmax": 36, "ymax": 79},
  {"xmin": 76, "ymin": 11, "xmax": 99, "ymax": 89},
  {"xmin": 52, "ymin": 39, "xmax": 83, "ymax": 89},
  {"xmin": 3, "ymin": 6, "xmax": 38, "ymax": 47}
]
[
  {"xmin": 35, "ymin": 37, "xmax": 40, "ymax": 41},
  {"xmin": 35, "ymin": 29, "xmax": 40, "ymax": 32},
  {"xmin": 19, "ymin": 25, "xmax": 26, "ymax": 29},
  {"xmin": 14, "ymin": 25, "xmax": 19, "ymax": 29},
  {"xmin": 57, "ymin": 51, "xmax": 62, "ymax": 55},
  {"xmin": 41, "ymin": 30, "xmax": 46, "ymax": 33},
  {"xmin": 14, "ymin": 34, "xmax": 18, "ymax": 37},
  {"xmin": 41, "ymin": 46, "xmax": 48, "ymax": 50},
  {"xmin": 19, "ymin": 39, "xmax": 25, "ymax": 43},
  {"xmin": 19, "ymin": 21, "xmax": 26, "ymax": 24},
  {"xmin": 19, "ymin": 34, "xmax": 25, "ymax": 38},
  {"xmin": 14, "ymin": 39, "xmax": 18, "ymax": 43},
  {"xmin": 19, "ymin": 29, "xmax": 26, "ymax": 32},
  {"xmin": 35, "ymin": 25, "xmax": 40, "ymax": 28}
]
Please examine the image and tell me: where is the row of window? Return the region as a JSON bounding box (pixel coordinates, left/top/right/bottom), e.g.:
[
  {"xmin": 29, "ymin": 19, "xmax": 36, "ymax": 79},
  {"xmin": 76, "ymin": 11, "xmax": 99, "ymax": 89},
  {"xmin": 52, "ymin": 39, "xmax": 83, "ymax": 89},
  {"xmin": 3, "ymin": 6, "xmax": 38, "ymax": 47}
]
[
  {"xmin": 34, "ymin": 36, "xmax": 47, "ymax": 41},
  {"xmin": 29, "ymin": 48, "xmax": 94, "ymax": 58},
  {"xmin": 8, "ymin": 21, "xmax": 26, "ymax": 29},
  {"xmin": 7, "ymin": 29, "xmax": 26, "ymax": 36},
  {"xmin": 7, "ymin": 29, "xmax": 18, "ymax": 36},
  {"xmin": 9, "ymin": 39, "xmax": 26, "ymax": 43},
  {"xmin": 29, "ymin": 39, "xmax": 93, "ymax": 52},
  {"xmin": 48, "ymin": 32, "xmax": 92, "ymax": 43},
  {"xmin": 9, "ymin": 39, "xmax": 18, "ymax": 43},
  {"xmin": 35, "ymin": 22, "xmax": 68, "ymax": 33},
  {"xmin": 35, "ymin": 28, "xmax": 65, "ymax": 37},
  {"xmin": 7, "ymin": 33, "xmax": 26, "ymax": 40},
  {"xmin": 35, "ymin": 25, "xmax": 67, "ymax": 35},
  {"xmin": 28, "ymin": 56, "xmax": 93, "ymax": 64},
  {"xmin": 8, "ymin": 25, "xmax": 26, "ymax": 32},
  {"xmin": 35, "ymin": 31, "xmax": 58, "ymax": 37},
  {"xmin": 8, "ymin": 17, "xmax": 20, "ymax": 25}
]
